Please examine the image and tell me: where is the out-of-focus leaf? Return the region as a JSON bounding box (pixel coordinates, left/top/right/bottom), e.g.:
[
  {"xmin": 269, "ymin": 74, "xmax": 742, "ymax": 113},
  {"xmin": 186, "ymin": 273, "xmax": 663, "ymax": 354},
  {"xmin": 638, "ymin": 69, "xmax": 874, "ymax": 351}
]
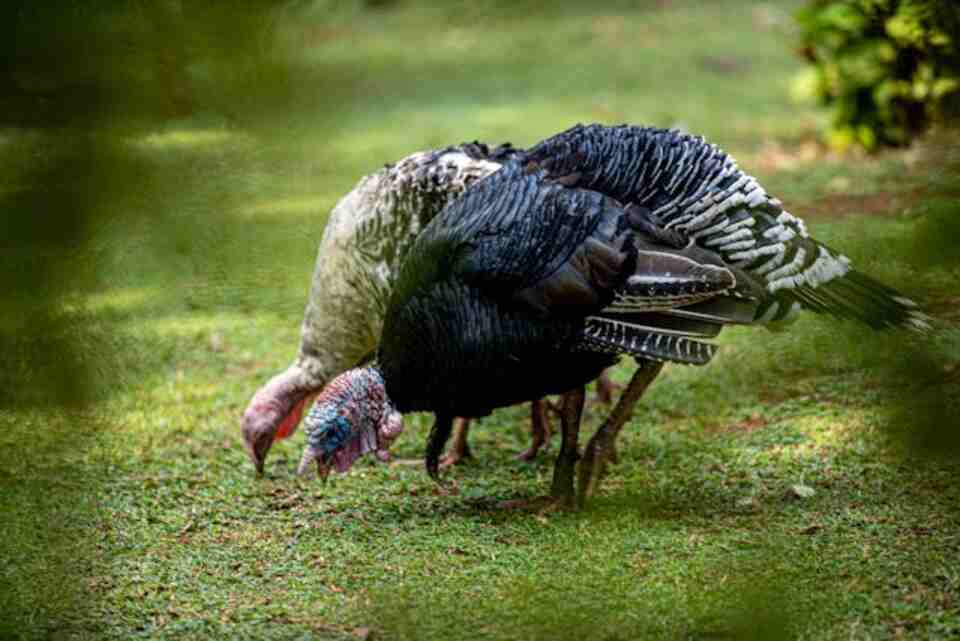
[
  {"xmin": 857, "ymin": 122, "xmax": 878, "ymax": 148},
  {"xmin": 795, "ymin": 0, "xmax": 960, "ymax": 151},
  {"xmin": 886, "ymin": 12, "xmax": 924, "ymax": 46},
  {"xmin": 930, "ymin": 29, "xmax": 952, "ymax": 46},
  {"xmin": 820, "ymin": 2, "xmax": 868, "ymax": 33},
  {"xmin": 827, "ymin": 124, "xmax": 858, "ymax": 150},
  {"xmin": 932, "ymin": 77, "xmax": 960, "ymax": 98},
  {"xmin": 791, "ymin": 67, "xmax": 824, "ymax": 102}
]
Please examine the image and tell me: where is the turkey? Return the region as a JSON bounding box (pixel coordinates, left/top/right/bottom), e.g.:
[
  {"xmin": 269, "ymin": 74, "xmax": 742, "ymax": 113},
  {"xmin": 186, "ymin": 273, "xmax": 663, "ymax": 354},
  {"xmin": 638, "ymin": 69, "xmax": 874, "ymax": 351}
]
[
  {"xmin": 240, "ymin": 141, "xmax": 611, "ymax": 474},
  {"xmin": 296, "ymin": 123, "xmax": 930, "ymax": 507}
]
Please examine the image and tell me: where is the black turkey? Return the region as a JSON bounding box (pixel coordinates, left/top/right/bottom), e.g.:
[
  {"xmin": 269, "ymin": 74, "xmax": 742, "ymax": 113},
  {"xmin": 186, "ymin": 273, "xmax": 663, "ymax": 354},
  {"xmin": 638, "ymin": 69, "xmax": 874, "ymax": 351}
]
[{"xmin": 297, "ymin": 124, "xmax": 929, "ymax": 506}]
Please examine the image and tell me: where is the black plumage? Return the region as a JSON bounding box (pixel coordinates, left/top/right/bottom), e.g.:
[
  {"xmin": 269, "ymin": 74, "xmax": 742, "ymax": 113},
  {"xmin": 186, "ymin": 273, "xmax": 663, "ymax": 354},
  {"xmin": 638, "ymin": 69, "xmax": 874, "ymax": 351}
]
[{"xmin": 377, "ymin": 156, "xmax": 751, "ymax": 420}]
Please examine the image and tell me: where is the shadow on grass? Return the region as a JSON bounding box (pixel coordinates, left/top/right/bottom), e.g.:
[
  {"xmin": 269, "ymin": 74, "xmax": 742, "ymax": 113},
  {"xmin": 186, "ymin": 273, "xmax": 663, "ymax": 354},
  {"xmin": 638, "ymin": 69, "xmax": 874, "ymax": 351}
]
[{"xmin": 366, "ymin": 553, "xmax": 807, "ymax": 641}]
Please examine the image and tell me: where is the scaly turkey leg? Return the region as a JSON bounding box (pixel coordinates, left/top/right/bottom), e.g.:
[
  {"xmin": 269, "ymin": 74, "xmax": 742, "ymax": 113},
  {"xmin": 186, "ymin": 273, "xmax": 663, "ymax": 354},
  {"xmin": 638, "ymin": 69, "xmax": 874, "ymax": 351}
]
[
  {"xmin": 499, "ymin": 390, "xmax": 584, "ymax": 510},
  {"xmin": 594, "ymin": 371, "xmax": 623, "ymax": 463},
  {"xmin": 550, "ymin": 386, "xmax": 586, "ymax": 509},
  {"xmin": 577, "ymin": 361, "xmax": 664, "ymax": 507},
  {"xmin": 515, "ymin": 399, "xmax": 553, "ymax": 461},
  {"xmin": 425, "ymin": 413, "xmax": 455, "ymax": 482},
  {"xmin": 594, "ymin": 370, "xmax": 621, "ymax": 405},
  {"xmin": 441, "ymin": 418, "xmax": 474, "ymax": 467},
  {"xmin": 411, "ymin": 397, "xmax": 555, "ymax": 468}
]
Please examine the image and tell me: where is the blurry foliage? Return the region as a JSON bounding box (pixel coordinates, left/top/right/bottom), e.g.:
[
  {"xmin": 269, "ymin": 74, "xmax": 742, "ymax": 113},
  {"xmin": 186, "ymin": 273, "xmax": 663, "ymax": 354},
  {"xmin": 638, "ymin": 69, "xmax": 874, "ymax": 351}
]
[
  {"xmin": 0, "ymin": 2, "xmax": 314, "ymax": 638},
  {"xmin": 0, "ymin": 0, "xmax": 309, "ymax": 129},
  {"xmin": 793, "ymin": 0, "xmax": 960, "ymax": 151}
]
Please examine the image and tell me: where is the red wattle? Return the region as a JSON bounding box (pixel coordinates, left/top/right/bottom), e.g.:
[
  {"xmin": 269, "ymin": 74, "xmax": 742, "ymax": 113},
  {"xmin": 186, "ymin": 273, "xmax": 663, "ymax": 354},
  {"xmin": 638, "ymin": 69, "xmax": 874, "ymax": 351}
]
[{"xmin": 275, "ymin": 395, "xmax": 308, "ymax": 440}]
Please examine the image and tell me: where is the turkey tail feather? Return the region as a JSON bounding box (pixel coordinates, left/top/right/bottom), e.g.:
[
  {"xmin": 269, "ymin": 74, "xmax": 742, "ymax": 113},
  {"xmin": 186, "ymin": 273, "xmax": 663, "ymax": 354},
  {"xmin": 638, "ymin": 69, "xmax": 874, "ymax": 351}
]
[{"xmin": 797, "ymin": 270, "xmax": 932, "ymax": 331}]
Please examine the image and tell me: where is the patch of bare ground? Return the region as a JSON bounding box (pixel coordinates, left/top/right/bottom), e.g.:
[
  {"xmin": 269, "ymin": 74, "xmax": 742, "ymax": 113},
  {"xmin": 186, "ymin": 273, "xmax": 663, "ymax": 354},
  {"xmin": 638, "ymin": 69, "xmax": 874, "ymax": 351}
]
[
  {"xmin": 752, "ymin": 128, "xmax": 960, "ymax": 220},
  {"xmin": 803, "ymin": 188, "xmax": 955, "ymax": 220},
  {"xmin": 753, "ymin": 126, "xmax": 960, "ymax": 174},
  {"xmin": 751, "ymin": 138, "xmax": 833, "ymax": 173},
  {"xmin": 705, "ymin": 412, "xmax": 770, "ymax": 435}
]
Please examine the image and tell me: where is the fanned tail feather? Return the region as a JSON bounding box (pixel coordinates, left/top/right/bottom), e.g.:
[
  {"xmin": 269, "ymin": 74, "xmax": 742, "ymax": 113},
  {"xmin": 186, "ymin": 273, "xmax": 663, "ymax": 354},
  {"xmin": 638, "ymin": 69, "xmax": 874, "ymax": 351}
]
[
  {"xmin": 596, "ymin": 311, "xmax": 723, "ymax": 338},
  {"xmin": 785, "ymin": 270, "xmax": 932, "ymax": 332}
]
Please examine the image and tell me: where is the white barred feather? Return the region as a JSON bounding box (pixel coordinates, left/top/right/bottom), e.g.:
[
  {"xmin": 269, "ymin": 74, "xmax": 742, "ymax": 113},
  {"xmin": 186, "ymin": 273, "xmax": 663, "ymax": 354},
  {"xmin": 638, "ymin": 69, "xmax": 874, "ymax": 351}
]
[{"xmin": 525, "ymin": 124, "xmax": 933, "ymax": 335}]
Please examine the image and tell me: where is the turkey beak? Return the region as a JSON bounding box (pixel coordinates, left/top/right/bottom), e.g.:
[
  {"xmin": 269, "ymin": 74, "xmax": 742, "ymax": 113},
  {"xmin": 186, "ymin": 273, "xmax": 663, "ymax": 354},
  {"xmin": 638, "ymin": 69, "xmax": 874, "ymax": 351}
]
[
  {"xmin": 297, "ymin": 446, "xmax": 318, "ymax": 478},
  {"xmin": 253, "ymin": 444, "xmax": 268, "ymax": 477},
  {"xmin": 241, "ymin": 423, "xmax": 269, "ymax": 477}
]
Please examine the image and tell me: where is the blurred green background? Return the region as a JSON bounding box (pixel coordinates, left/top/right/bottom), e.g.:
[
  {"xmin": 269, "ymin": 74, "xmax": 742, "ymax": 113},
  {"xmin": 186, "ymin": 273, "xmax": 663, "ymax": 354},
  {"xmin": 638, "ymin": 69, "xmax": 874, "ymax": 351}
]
[{"xmin": 2, "ymin": 1, "xmax": 958, "ymax": 640}]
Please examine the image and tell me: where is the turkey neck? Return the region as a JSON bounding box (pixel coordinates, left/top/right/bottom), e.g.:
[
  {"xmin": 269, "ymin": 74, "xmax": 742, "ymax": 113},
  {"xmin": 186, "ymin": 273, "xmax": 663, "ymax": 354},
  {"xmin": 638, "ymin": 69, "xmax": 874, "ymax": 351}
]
[{"xmin": 297, "ymin": 145, "xmax": 515, "ymax": 384}]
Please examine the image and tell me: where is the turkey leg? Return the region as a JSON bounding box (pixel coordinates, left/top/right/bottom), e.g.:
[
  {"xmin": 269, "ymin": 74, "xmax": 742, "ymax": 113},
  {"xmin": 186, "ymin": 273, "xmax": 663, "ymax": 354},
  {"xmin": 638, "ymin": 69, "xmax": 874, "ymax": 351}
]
[
  {"xmin": 412, "ymin": 397, "xmax": 556, "ymax": 468},
  {"xmin": 425, "ymin": 413, "xmax": 455, "ymax": 482},
  {"xmin": 594, "ymin": 371, "xmax": 621, "ymax": 405},
  {"xmin": 550, "ymin": 386, "xmax": 585, "ymax": 508},
  {"xmin": 577, "ymin": 360, "xmax": 664, "ymax": 507},
  {"xmin": 593, "ymin": 371, "xmax": 623, "ymax": 464},
  {"xmin": 441, "ymin": 418, "xmax": 474, "ymax": 467},
  {"xmin": 515, "ymin": 399, "xmax": 554, "ymax": 461}
]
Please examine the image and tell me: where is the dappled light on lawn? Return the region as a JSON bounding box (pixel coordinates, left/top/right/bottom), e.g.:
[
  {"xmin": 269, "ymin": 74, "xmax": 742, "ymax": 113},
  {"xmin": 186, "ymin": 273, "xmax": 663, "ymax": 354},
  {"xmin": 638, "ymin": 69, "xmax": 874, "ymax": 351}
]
[
  {"xmin": 3, "ymin": 1, "xmax": 959, "ymax": 640},
  {"xmin": 132, "ymin": 128, "xmax": 246, "ymax": 152}
]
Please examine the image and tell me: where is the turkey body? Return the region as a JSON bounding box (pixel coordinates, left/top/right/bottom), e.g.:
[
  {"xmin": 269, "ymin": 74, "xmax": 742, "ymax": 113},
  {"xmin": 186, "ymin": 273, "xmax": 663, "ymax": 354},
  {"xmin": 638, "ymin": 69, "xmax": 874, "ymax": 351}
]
[
  {"xmin": 382, "ymin": 288, "xmax": 615, "ymax": 417},
  {"xmin": 379, "ymin": 124, "xmax": 928, "ymax": 414},
  {"xmin": 379, "ymin": 169, "xmax": 624, "ymax": 417}
]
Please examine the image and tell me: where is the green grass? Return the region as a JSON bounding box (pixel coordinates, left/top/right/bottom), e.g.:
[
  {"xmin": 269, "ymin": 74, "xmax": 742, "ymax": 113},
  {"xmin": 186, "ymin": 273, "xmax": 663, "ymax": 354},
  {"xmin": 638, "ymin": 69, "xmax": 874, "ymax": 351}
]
[{"xmin": 3, "ymin": 1, "xmax": 960, "ymax": 639}]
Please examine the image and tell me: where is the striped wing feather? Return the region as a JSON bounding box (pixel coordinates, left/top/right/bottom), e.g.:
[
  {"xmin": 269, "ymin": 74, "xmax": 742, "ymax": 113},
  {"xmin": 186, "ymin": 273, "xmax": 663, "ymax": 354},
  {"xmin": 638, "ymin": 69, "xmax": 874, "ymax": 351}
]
[{"xmin": 526, "ymin": 124, "xmax": 930, "ymax": 332}]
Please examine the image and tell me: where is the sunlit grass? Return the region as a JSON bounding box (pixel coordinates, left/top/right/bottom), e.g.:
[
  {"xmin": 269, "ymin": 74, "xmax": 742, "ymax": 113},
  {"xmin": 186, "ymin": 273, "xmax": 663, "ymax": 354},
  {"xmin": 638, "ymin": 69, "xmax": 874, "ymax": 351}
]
[
  {"xmin": 84, "ymin": 287, "xmax": 153, "ymax": 313},
  {"xmin": 241, "ymin": 195, "xmax": 334, "ymax": 221},
  {"xmin": 4, "ymin": 0, "xmax": 960, "ymax": 640},
  {"xmin": 133, "ymin": 128, "xmax": 245, "ymax": 152}
]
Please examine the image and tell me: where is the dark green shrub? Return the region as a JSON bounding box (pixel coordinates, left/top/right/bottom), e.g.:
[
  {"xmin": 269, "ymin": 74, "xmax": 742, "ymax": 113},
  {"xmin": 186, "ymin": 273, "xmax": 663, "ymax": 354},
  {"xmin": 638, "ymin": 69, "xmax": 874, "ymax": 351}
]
[{"xmin": 794, "ymin": 0, "xmax": 960, "ymax": 151}]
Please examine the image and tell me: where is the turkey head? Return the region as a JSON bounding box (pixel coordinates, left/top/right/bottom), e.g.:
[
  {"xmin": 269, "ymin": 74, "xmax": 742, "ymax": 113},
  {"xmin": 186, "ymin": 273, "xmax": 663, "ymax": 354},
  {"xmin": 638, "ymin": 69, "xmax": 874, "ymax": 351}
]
[
  {"xmin": 297, "ymin": 367, "xmax": 403, "ymax": 479},
  {"xmin": 241, "ymin": 371, "xmax": 313, "ymax": 475}
]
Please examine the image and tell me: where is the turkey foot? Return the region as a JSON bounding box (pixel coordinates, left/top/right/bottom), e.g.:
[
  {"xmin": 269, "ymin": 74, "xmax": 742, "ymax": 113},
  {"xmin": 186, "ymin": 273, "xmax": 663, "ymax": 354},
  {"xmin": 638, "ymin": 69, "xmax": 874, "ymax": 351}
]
[
  {"xmin": 550, "ymin": 386, "xmax": 586, "ymax": 509},
  {"xmin": 577, "ymin": 361, "xmax": 664, "ymax": 507},
  {"xmin": 515, "ymin": 399, "xmax": 554, "ymax": 461}
]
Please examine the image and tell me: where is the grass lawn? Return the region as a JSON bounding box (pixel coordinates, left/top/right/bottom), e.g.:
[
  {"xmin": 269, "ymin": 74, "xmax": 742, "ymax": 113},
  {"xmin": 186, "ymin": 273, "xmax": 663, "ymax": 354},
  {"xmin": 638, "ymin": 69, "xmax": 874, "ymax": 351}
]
[{"xmin": 2, "ymin": 1, "xmax": 959, "ymax": 639}]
